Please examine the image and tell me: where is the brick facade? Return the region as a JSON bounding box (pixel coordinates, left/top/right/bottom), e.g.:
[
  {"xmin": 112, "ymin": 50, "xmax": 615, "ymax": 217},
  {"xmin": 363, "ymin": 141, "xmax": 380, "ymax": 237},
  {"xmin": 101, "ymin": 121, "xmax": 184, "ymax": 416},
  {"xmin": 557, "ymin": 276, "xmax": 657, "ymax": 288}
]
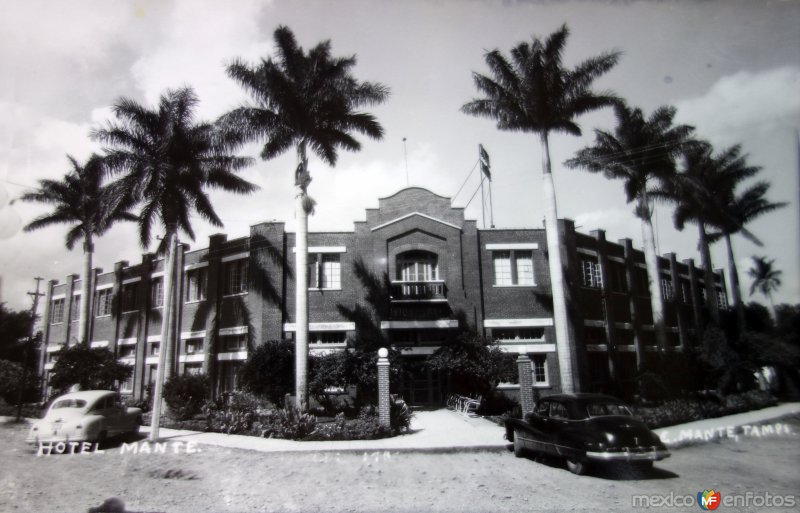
[{"xmin": 38, "ymin": 187, "xmax": 727, "ymax": 404}]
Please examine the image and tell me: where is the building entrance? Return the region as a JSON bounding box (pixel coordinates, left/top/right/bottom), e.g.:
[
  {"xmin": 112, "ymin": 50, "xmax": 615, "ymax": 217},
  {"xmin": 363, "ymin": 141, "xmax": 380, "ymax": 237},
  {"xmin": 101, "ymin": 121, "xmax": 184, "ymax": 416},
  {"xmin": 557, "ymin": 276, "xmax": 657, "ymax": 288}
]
[{"xmin": 399, "ymin": 357, "xmax": 447, "ymax": 406}]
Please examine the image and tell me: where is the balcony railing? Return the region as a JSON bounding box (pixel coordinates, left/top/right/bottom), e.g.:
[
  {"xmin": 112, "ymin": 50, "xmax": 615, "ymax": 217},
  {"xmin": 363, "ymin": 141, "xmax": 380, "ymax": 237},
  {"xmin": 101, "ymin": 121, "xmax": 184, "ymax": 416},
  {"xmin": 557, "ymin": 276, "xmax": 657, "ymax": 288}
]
[{"xmin": 390, "ymin": 281, "xmax": 447, "ymax": 301}]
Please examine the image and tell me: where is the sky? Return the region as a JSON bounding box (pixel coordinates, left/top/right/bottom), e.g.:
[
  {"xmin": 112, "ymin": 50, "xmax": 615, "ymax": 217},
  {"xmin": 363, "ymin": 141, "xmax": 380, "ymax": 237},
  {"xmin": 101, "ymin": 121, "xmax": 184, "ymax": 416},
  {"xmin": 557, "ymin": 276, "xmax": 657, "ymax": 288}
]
[{"xmin": 1, "ymin": 0, "xmax": 798, "ymax": 316}]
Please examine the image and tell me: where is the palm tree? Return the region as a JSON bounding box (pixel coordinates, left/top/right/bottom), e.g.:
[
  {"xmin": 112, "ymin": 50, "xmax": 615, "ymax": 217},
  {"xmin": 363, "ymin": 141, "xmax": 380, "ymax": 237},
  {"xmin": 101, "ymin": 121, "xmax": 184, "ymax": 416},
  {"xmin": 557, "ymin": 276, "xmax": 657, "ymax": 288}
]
[
  {"xmin": 20, "ymin": 154, "xmax": 136, "ymax": 346},
  {"xmin": 748, "ymin": 256, "xmax": 782, "ymax": 319},
  {"xmin": 670, "ymin": 144, "xmax": 766, "ymax": 326},
  {"xmin": 219, "ymin": 26, "xmax": 389, "ymax": 410},
  {"xmin": 92, "ymin": 86, "xmax": 257, "ymax": 439},
  {"xmin": 461, "ymin": 24, "xmax": 619, "ymax": 393},
  {"xmin": 566, "ymin": 103, "xmax": 694, "ymax": 360},
  {"xmin": 709, "ymin": 172, "xmax": 785, "ymax": 328}
]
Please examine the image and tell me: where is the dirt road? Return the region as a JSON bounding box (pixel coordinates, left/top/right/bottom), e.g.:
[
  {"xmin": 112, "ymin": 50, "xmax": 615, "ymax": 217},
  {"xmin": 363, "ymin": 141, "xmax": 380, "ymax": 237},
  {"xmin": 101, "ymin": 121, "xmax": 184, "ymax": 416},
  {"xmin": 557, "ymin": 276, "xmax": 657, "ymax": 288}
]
[{"xmin": 1, "ymin": 416, "xmax": 798, "ymax": 512}]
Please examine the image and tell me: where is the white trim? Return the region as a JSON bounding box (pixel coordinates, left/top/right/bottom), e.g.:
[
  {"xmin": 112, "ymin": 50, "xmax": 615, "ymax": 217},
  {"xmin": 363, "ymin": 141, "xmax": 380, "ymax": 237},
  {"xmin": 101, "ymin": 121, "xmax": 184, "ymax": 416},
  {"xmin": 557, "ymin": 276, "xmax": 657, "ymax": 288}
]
[
  {"xmin": 90, "ymin": 340, "xmax": 109, "ymax": 348},
  {"xmin": 371, "ymin": 212, "xmax": 461, "ymax": 232},
  {"xmin": 52, "ymin": 293, "xmax": 66, "ymax": 300},
  {"xmin": 184, "ymin": 262, "xmax": 209, "ymax": 271},
  {"xmin": 380, "ymin": 320, "xmax": 458, "ymax": 329},
  {"xmin": 577, "ymin": 248, "xmax": 598, "ymax": 257},
  {"xmin": 641, "ymin": 324, "xmax": 655, "ymax": 331},
  {"xmin": 485, "ymin": 243, "xmax": 539, "ymax": 251},
  {"xmin": 179, "ymin": 354, "xmax": 205, "ymax": 363},
  {"xmin": 221, "ymin": 252, "xmax": 249, "ymax": 263},
  {"xmin": 95, "ymin": 283, "xmax": 114, "ymax": 291},
  {"xmin": 72, "ymin": 290, "xmax": 81, "ymax": 296},
  {"xmin": 118, "ymin": 357, "xmax": 135, "ymax": 365},
  {"xmin": 146, "ymin": 335, "xmax": 161, "ymax": 343},
  {"xmin": 586, "ymin": 344, "xmax": 608, "ymax": 352},
  {"xmin": 617, "ymin": 345, "xmax": 636, "ymax": 352},
  {"xmin": 122, "ymin": 277, "xmax": 141, "ymax": 285},
  {"xmin": 614, "ymin": 322, "xmax": 633, "ymax": 330},
  {"xmin": 583, "ymin": 320, "xmax": 605, "ymax": 328},
  {"xmin": 309, "ymin": 342, "xmax": 347, "ymax": 351},
  {"xmin": 46, "ymin": 345, "xmax": 63, "ymax": 353},
  {"xmin": 217, "ymin": 351, "xmax": 248, "ymax": 361},
  {"xmin": 608, "ymin": 256, "xmax": 625, "ymax": 264},
  {"xmin": 118, "ymin": 338, "xmax": 137, "ymax": 346},
  {"xmin": 150, "ymin": 271, "xmax": 164, "ymax": 279},
  {"xmin": 680, "ymin": 274, "xmax": 691, "ymax": 280},
  {"xmin": 44, "ymin": 363, "xmax": 55, "ymax": 370},
  {"xmin": 635, "ymin": 262, "xmax": 647, "ymax": 269},
  {"xmin": 483, "ymin": 318, "xmax": 554, "ymax": 328},
  {"xmin": 180, "ymin": 330, "xmax": 206, "ymax": 340},
  {"xmin": 292, "ymin": 246, "xmax": 347, "ymax": 253},
  {"xmin": 645, "ymin": 346, "xmax": 659, "ymax": 352},
  {"xmin": 145, "ymin": 357, "xmax": 160, "ymax": 365},
  {"xmin": 498, "ymin": 343, "xmax": 556, "ymax": 354},
  {"xmin": 397, "ymin": 346, "xmax": 439, "ymax": 356},
  {"xmin": 219, "ymin": 326, "xmax": 249, "ymax": 336},
  {"xmin": 283, "ymin": 322, "xmax": 355, "ymax": 332}
]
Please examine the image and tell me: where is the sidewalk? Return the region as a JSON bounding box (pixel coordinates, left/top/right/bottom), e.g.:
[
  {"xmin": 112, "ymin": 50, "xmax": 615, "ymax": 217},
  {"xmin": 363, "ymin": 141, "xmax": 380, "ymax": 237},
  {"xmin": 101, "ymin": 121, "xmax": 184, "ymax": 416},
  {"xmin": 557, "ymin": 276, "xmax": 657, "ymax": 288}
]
[{"xmin": 140, "ymin": 402, "xmax": 800, "ymax": 454}]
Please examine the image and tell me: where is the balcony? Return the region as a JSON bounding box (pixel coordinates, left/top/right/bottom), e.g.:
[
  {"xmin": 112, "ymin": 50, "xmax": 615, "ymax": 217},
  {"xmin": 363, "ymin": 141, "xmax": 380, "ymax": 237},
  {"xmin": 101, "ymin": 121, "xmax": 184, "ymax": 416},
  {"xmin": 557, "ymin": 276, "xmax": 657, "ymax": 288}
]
[{"xmin": 390, "ymin": 281, "xmax": 447, "ymax": 301}]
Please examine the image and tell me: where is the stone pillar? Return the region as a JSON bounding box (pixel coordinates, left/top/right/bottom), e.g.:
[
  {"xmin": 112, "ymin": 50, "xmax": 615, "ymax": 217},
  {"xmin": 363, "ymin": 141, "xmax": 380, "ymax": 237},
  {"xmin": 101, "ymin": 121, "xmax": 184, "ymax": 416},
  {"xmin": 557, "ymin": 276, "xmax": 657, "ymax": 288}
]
[
  {"xmin": 517, "ymin": 355, "xmax": 534, "ymax": 414},
  {"xmin": 377, "ymin": 347, "xmax": 390, "ymax": 428}
]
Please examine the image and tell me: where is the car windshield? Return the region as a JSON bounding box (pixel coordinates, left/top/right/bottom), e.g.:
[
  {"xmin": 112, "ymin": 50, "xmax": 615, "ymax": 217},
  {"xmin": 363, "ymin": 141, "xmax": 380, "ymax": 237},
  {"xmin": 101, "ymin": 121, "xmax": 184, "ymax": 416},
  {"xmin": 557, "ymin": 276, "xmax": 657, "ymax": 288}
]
[
  {"xmin": 586, "ymin": 402, "xmax": 632, "ymax": 417},
  {"xmin": 51, "ymin": 399, "xmax": 87, "ymax": 409}
]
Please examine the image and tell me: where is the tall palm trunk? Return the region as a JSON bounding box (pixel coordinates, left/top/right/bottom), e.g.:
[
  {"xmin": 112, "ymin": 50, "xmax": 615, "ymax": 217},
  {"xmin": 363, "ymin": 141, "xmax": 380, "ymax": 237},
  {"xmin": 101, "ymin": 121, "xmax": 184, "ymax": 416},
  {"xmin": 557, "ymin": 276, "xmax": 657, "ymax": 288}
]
[
  {"xmin": 698, "ymin": 223, "xmax": 720, "ymax": 324},
  {"xmin": 294, "ymin": 144, "xmax": 310, "ymax": 411},
  {"xmin": 150, "ymin": 226, "xmax": 178, "ymax": 441},
  {"xmin": 723, "ymin": 233, "xmax": 746, "ymax": 329},
  {"xmin": 541, "ymin": 132, "xmax": 577, "ymax": 393},
  {"xmin": 79, "ymin": 234, "xmax": 94, "ymax": 345},
  {"xmin": 639, "ymin": 193, "xmax": 667, "ymax": 351}
]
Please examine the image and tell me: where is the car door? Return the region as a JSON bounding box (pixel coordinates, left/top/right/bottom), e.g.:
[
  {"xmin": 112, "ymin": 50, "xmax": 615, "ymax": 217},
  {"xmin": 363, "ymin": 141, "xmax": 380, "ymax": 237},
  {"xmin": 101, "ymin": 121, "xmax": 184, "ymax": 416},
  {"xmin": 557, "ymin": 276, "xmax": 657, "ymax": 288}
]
[
  {"xmin": 525, "ymin": 400, "xmax": 554, "ymax": 454},
  {"xmin": 548, "ymin": 401, "xmax": 574, "ymax": 457},
  {"xmin": 98, "ymin": 395, "xmax": 124, "ymax": 434}
]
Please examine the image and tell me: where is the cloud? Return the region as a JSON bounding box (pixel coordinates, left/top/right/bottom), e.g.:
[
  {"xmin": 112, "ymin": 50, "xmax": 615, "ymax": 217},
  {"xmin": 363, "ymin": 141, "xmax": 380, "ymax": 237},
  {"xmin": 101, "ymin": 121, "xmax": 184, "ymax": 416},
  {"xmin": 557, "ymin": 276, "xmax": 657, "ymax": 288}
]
[{"xmin": 675, "ymin": 66, "xmax": 800, "ymax": 145}]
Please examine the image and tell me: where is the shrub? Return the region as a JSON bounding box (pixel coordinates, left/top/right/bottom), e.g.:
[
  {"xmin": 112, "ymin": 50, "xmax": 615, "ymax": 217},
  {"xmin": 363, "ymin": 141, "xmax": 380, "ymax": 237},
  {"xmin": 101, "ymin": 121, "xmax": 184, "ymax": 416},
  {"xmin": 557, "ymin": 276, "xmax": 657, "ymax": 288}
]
[
  {"xmin": 630, "ymin": 390, "xmax": 778, "ymax": 429},
  {"xmin": 256, "ymin": 408, "xmax": 317, "ymax": 440},
  {"xmin": 203, "ymin": 391, "xmax": 269, "ymax": 434},
  {"xmin": 389, "ymin": 395, "xmax": 413, "ymax": 433},
  {"xmin": 124, "ymin": 396, "xmax": 152, "ymax": 414},
  {"xmin": 238, "ymin": 340, "xmax": 294, "ymax": 405},
  {"xmin": 163, "ymin": 373, "xmax": 210, "ymax": 420}
]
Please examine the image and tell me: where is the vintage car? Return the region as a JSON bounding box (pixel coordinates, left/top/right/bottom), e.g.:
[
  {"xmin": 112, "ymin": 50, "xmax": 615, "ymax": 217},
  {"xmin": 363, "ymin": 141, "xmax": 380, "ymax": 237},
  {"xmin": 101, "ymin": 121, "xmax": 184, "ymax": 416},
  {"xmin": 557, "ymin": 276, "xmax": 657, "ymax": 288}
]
[
  {"xmin": 26, "ymin": 390, "xmax": 142, "ymax": 446},
  {"xmin": 505, "ymin": 393, "xmax": 669, "ymax": 475}
]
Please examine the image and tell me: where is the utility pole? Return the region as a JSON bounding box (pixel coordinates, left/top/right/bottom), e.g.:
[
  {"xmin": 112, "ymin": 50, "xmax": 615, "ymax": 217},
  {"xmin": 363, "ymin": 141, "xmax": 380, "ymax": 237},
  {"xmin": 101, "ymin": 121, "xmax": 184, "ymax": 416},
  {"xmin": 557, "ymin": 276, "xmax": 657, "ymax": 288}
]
[{"xmin": 17, "ymin": 277, "xmax": 44, "ymax": 421}]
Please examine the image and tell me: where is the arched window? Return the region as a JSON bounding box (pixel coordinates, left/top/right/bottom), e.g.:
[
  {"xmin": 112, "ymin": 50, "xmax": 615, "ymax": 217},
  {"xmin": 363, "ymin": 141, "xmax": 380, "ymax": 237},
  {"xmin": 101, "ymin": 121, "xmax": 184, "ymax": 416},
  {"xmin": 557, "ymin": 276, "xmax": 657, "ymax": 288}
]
[{"xmin": 396, "ymin": 250, "xmax": 439, "ymax": 282}]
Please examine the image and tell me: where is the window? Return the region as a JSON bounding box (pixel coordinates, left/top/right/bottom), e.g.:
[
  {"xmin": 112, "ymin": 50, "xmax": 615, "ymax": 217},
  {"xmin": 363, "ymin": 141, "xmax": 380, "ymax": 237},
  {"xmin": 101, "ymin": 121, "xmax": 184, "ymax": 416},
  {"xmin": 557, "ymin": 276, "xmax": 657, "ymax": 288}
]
[
  {"xmin": 608, "ymin": 263, "xmax": 627, "ymax": 293},
  {"xmin": 151, "ymin": 278, "xmax": 164, "ymax": 308},
  {"xmin": 121, "ymin": 283, "xmax": 138, "ymax": 312},
  {"xmin": 185, "ymin": 339, "xmax": 204, "ymax": 354},
  {"xmin": 219, "ymin": 362, "xmax": 242, "ymax": 393},
  {"xmin": 184, "ymin": 363, "xmax": 202, "ymax": 376},
  {"xmin": 717, "ymin": 291, "xmax": 727, "ymax": 310},
  {"xmin": 532, "ymin": 354, "xmax": 548, "ymax": 385},
  {"xmin": 581, "ymin": 258, "xmax": 603, "ymax": 288},
  {"xmin": 186, "ymin": 268, "xmax": 207, "ymax": 302},
  {"xmin": 120, "ymin": 376, "xmax": 133, "ymax": 393},
  {"xmin": 119, "ymin": 345, "xmax": 136, "ymax": 359},
  {"xmin": 535, "ymin": 401, "xmax": 550, "ymax": 416},
  {"xmin": 150, "ymin": 343, "xmax": 160, "ymax": 356},
  {"xmin": 493, "ymin": 250, "xmax": 534, "ymax": 286},
  {"xmin": 681, "ymin": 281, "xmax": 692, "ymax": 303},
  {"xmin": 493, "ymin": 328, "xmax": 545, "ymax": 342},
  {"xmin": 225, "ymin": 260, "xmax": 248, "ymax": 295},
  {"xmin": 397, "ymin": 251, "xmax": 439, "ymax": 282},
  {"xmin": 661, "ymin": 278, "xmax": 674, "ymax": 300},
  {"xmin": 70, "ymin": 295, "xmax": 81, "ymax": 321},
  {"xmin": 51, "ymin": 298, "xmax": 65, "ymax": 324},
  {"xmin": 550, "ymin": 401, "xmax": 568, "ymax": 419},
  {"xmin": 309, "ymin": 254, "xmax": 341, "ymax": 289},
  {"xmin": 95, "ymin": 289, "xmax": 113, "ymax": 317},
  {"xmin": 222, "ymin": 334, "xmax": 247, "ymax": 352},
  {"xmin": 310, "ymin": 331, "xmax": 347, "ymax": 345}
]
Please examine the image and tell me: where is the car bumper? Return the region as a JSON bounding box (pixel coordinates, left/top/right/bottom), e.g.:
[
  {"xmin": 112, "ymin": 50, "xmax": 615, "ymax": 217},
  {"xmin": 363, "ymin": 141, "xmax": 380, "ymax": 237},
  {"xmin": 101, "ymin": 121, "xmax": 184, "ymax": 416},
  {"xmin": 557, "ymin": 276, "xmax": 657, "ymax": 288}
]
[{"xmin": 585, "ymin": 449, "xmax": 671, "ymax": 462}]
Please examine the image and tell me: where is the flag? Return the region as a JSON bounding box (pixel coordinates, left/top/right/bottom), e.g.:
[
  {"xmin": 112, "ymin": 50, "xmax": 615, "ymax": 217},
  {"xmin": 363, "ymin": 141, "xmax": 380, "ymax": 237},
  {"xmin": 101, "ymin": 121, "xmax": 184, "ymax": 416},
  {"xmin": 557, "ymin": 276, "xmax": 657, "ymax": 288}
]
[{"xmin": 479, "ymin": 144, "xmax": 491, "ymax": 180}]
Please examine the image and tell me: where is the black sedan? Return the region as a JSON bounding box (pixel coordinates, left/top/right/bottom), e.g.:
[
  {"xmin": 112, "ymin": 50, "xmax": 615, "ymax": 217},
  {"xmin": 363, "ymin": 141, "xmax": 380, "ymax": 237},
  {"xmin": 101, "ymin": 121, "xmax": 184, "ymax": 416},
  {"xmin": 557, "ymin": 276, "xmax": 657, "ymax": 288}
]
[{"xmin": 505, "ymin": 393, "xmax": 670, "ymax": 475}]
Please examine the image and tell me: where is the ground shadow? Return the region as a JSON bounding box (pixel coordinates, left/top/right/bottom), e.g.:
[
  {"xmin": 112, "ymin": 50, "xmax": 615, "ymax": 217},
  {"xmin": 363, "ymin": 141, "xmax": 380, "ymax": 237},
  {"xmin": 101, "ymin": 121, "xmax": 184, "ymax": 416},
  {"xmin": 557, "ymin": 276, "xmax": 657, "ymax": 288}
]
[{"xmin": 506, "ymin": 445, "xmax": 679, "ymax": 480}]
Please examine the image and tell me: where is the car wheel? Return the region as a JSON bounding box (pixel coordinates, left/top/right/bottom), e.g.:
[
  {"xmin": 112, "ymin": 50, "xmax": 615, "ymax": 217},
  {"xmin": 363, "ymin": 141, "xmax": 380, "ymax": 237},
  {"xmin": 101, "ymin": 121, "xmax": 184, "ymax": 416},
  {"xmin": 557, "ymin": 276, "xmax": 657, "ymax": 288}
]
[
  {"xmin": 513, "ymin": 431, "xmax": 524, "ymax": 458},
  {"xmin": 566, "ymin": 458, "xmax": 587, "ymax": 475}
]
